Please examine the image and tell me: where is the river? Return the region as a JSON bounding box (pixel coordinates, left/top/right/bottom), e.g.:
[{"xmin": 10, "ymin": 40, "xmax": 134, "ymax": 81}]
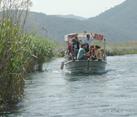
[{"xmin": 5, "ymin": 55, "xmax": 137, "ymax": 117}]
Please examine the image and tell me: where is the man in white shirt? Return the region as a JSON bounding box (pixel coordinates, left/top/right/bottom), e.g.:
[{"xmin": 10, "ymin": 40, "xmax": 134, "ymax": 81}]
[
  {"xmin": 83, "ymin": 34, "xmax": 92, "ymax": 52},
  {"xmin": 80, "ymin": 34, "xmax": 92, "ymax": 44}
]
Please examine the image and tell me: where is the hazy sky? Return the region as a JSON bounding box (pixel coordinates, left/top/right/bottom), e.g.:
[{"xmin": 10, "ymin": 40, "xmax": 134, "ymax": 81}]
[{"xmin": 31, "ymin": 0, "xmax": 126, "ymax": 18}]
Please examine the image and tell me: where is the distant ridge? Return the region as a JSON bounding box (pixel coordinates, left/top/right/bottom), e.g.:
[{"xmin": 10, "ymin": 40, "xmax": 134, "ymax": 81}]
[
  {"xmin": 24, "ymin": 0, "xmax": 137, "ymax": 42},
  {"xmin": 57, "ymin": 14, "xmax": 86, "ymax": 20}
]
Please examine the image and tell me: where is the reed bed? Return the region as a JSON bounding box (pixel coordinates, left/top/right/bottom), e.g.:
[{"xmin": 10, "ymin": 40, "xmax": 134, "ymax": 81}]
[
  {"xmin": 26, "ymin": 36, "xmax": 55, "ymax": 72},
  {"xmin": 0, "ymin": 20, "xmax": 55, "ymax": 111},
  {"xmin": 106, "ymin": 41, "xmax": 137, "ymax": 56}
]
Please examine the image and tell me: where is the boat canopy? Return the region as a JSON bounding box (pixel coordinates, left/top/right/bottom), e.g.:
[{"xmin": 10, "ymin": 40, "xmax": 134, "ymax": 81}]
[{"xmin": 64, "ymin": 32, "xmax": 104, "ymax": 42}]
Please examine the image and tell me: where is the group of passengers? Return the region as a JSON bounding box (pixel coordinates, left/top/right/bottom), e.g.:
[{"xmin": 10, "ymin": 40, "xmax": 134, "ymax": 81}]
[{"xmin": 67, "ymin": 34, "xmax": 105, "ymax": 61}]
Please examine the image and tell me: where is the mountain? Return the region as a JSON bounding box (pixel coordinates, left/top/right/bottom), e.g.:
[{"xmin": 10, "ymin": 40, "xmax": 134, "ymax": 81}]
[
  {"xmin": 25, "ymin": 12, "xmax": 86, "ymax": 41},
  {"xmin": 57, "ymin": 14, "xmax": 86, "ymax": 20},
  {"xmin": 25, "ymin": 0, "xmax": 137, "ymax": 42},
  {"xmin": 88, "ymin": 0, "xmax": 137, "ymax": 41}
]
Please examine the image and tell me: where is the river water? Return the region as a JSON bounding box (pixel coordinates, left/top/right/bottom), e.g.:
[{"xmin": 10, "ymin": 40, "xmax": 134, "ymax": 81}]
[{"xmin": 6, "ymin": 55, "xmax": 137, "ymax": 117}]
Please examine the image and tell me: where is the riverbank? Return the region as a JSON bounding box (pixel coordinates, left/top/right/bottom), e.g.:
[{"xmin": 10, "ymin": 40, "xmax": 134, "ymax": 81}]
[
  {"xmin": 0, "ymin": 0, "xmax": 58, "ymax": 112},
  {"xmin": 106, "ymin": 41, "xmax": 137, "ymax": 56},
  {"xmin": 0, "ymin": 20, "xmax": 55, "ymax": 112},
  {"xmin": 56, "ymin": 41, "xmax": 137, "ymax": 57}
]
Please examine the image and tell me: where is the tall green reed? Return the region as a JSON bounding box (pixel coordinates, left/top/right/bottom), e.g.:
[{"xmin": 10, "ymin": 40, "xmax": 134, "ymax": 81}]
[{"xmin": 0, "ymin": 19, "xmax": 55, "ymax": 111}]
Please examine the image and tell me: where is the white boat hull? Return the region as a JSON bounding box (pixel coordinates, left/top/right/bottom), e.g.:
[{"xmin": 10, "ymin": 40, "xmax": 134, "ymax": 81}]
[{"xmin": 64, "ymin": 60, "xmax": 106, "ymax": 74}]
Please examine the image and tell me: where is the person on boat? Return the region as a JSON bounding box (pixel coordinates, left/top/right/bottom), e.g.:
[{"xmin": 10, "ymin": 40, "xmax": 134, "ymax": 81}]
[
  {"xmin": 95, "ymin": 45, "xmax": 103, "ymax": 61},
  {"xmin": 77, "ymin": 44, "xmax": 86, "ymax": 60},
  {"xmin": 85, "ymin": 34, "xmax": 92, "ymax": 51},
  {"xmin": 72, "ymin": 36, "xmax": 80, "ymax": 59},
  {"xmin": 67, "ymin": 42, "xmax": 72, "ymax": 54},
  {"xmin": 67, "ymin": 42, "xmax": 73, "ymax": 60},
  {"xmin": 80, "ymin": 34, "xmax": 92, "ymax": 52},
  {"xmin": 87, "ymin": 45, "xmax": 97, "ymax": 60},
  {"xmin": 100, "ymin": 48, "xmax": 106, "ymax": 60},
  {"xmin": 87, "ymin": 45, "xmax": 94, "ymax": 58}
]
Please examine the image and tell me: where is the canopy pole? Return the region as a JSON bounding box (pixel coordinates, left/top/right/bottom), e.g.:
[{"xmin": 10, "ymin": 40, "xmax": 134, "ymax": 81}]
[{"xmin": 104, "ymin": 38, "xmax": 106, "ymax": 60}]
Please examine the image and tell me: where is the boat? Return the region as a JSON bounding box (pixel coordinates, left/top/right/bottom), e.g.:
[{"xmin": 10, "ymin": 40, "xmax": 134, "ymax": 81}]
[{"xmin": 62, "ymin": 32, "xmax": 107, "ymax": 74}]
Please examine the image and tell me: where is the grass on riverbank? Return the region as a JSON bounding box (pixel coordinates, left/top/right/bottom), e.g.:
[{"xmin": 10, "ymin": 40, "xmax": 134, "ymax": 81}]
[
  {"xmin": 0, "ymin": 19, "xmax": 55, "ymax": 111},
  {"xmin": 25, "ymin": 36, "xmax": 55, "ymax": 72},
  {"xmin": 106, "ymin": 41, "xmax": 137, "ymax": 56},
  {"xmin": 56, "ymin": 41, "xmax": 137, "ymax": 57}
]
